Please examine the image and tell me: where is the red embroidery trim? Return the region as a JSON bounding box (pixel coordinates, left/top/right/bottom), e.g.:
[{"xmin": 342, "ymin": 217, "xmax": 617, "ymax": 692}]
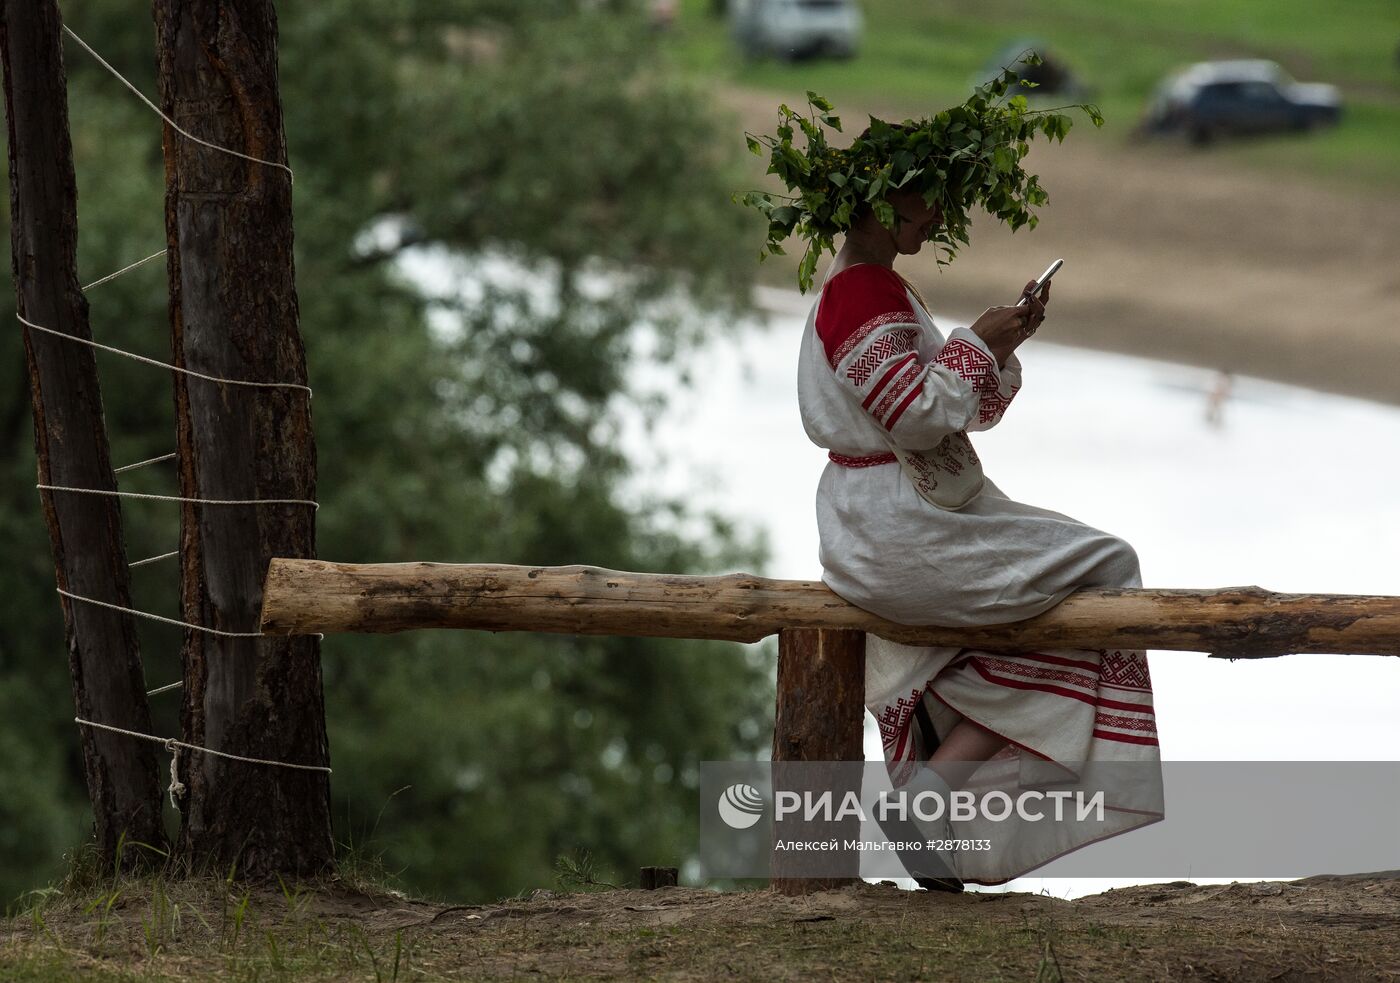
[
  {"xmin": 1099, "ymin": 650, "xmax": 1152, "ymax": 690},
  {"xmin": 934, "ymin": 336, "xmax": 1024, "ymax": 426},
  {"xmin": 817, "ymin": 265, "xmax": 920, "ymax": 368},
  {"xmin": 964, "ymin": 658, "xmax": 1098, "ymax": 707},
  {"xmin": 1094, "ymin": 711, "xmax": 1159, "ymax": 734},
  {"xmin": 1013, "ymin": 651, "xmax": 1102, "ymax": 672},
  {"xmin": 872, "ymin": 360, "xmax": 923, "ymax": 424},
  {"xmin": 830, "ymin": 312, "xmax": 918, "ymax": 368},
  {"xmin": 844, "ymin": 326, "xmax": 919, "ymax": 385},
  {"xmin": 828, "ymin": 450, "xmax": 898, "ymax": 467},
  {"xmin": 978, "ymin": 386, "xmax": 1020, "ymax": 424},
  {"xmin": 933, "ymin": 337, "xmax": 998, "ymax": 395},
  {"xmin": 862, "ymin": 352, "xmax": 918, "ymax": 411},
  {"xmin": 1095, "ymin": 694, "xmax": 1157, "ymax": 715},
  {"xmin": 875, "ymin": 687, "xmax": 924, "ymax": 765},
  {"xmin": 885, "ymin": 378, "xmax": 925, "ymax": 430},
  {"xmin": 1091, "ymin": 729, "xmax": 1160, "ymax": 746},
  {"xmin": 972, "ymin": 655, "xmax": 1099, "ymax": 692}
]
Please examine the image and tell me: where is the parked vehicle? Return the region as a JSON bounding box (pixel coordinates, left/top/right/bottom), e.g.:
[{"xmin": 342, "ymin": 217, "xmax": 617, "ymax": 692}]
[
  {"xmin": 976, "ymin": 39, "xmax": 1092, "ymax": 100},
  {"xmin": 728, "ymin": 0, "xmax": 862, "ymax": 61},
  {"xmin": 1137, "ymin": 60, "xmax": 1342, "ymax": 145},
  {"xmin": 650, "ymin": 0, "xmax": 678, "ymax": 31}
]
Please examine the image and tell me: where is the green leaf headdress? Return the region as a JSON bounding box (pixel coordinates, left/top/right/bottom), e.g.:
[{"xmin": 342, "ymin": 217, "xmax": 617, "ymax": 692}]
[{"xmin": 735, "ymin": 57, "xmax": 1104, "ymax": 292}]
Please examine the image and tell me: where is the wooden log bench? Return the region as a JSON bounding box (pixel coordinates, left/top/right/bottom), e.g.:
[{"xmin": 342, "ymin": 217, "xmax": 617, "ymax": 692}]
[{"xmin": 260, "ymin": 560, "xmax": 1400, "ymax": 893}]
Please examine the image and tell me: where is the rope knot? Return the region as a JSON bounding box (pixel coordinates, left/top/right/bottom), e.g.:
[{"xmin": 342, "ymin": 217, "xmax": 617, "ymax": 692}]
[{"xmin": 164, "ymin": 738, "xmax": 187, "ymax": 809}]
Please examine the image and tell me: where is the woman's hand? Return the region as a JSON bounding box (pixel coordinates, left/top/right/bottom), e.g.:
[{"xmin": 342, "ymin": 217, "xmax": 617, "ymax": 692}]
[{"xmin": 969, "ymin": 279, "xmax": 1049, "ymax": 366}]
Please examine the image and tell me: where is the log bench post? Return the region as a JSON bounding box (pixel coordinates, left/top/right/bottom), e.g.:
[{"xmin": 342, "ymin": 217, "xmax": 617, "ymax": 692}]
[
  {"xmin": 258, "ymin": 560, "xmax": 1400, "ymax": 660},
  {"xmin": 771, "ymin": 627, "xmax": 866, "ymax": 895},
  {"xmin": 256, "ymin": 560, "xmax": 1400, "ymax": 896}
]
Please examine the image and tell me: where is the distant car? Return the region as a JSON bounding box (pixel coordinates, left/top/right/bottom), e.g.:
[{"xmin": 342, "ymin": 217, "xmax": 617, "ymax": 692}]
[
  {"xmin": 650, "ymin": 0, "xmax": 678, "ymax": 31},
  {"xmin": 728, "ymin": 0, "xmax": 862, "ymax": 61},
  {"xmin": 1137, "ymin": 60, "xmax": 1342, "ymax": 145},
  {"xmin": 977, "ymin": 39, "xmax": 1092, "ymax": 100}
]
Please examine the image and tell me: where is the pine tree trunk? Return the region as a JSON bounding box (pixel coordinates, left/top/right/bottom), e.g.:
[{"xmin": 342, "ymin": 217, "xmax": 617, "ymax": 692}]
[
  {"xmin": 1, "ymin": 0, "xmax": 166, "ymax": 864},
  {"xmin": 152, "ymin": 0, "xmax": 332, "ymax": 877}
]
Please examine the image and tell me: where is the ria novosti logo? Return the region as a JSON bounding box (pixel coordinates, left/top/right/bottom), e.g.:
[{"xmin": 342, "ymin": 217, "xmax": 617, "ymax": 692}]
[{"xmin": 717, "ymin": 783, "xmax": 765, "ymax": 829}]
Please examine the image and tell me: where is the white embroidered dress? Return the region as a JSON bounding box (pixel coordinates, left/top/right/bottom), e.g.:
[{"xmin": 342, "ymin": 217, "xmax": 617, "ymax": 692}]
[{"xmin": 797, "ymin": 263, "xmax": 1164, "ymax": 884}]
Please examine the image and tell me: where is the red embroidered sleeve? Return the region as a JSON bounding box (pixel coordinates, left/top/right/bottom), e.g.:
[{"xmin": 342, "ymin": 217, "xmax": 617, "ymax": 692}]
[
  {"xmin": 816, "ymin": 265, "xmax": 1020, "ymax": 445},
  {"xmin": 932, "ymin": 336, "xmax": 1021, "ymax": 430}
]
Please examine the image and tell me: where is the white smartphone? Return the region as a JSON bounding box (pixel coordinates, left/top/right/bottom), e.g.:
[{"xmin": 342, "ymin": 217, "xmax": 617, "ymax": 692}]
[{"xmin": 1015, "ymin": 258, "xmax": 1064, "ymax": 307}]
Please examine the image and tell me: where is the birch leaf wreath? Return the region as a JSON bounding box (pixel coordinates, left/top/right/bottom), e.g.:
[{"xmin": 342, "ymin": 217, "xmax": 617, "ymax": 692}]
[{"xmin": 735, "ymin": 55, "xmax": 1105, "ymax": 293}]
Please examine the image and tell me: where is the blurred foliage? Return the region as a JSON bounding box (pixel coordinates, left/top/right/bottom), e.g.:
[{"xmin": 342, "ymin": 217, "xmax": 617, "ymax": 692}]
[{"xmin": 0, "ymin": 0, "xmax": 772, "ymax": 903}]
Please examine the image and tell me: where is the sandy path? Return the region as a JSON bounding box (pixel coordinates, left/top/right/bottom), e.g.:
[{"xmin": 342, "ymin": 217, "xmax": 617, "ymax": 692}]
[{"xmin": 727, "ymin": 89, "xmax": 1400, "ymax": 405}]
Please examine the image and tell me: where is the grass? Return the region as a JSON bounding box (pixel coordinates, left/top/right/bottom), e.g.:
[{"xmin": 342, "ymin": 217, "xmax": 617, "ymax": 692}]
[
  {"xmin": 4, "ymin": 867, "xmax": 1394, "ymax": 981},
  {"xmin": 0, "ymin": 804, "xmax": 426, "ymax": 981},
  {"xmin": 0, "ymin": 878, "xmax": 1201, "ymax": 982},
  {"xmin": 4, "ymin": 869, "xmax": 419, "ymax": 983},
  {"xmin": 663, "ymin": 0, "xmax": 1400, "ymax": 188}
]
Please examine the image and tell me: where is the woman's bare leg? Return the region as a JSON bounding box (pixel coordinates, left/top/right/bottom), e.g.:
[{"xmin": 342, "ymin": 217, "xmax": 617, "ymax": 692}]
[
  {"xmin": 926, "ymin": 718, "xmax": 1007, "ymax": 789},
  {"xmin": 900, "ymin": 716, "xmax": 1004, "ymax": 892}
]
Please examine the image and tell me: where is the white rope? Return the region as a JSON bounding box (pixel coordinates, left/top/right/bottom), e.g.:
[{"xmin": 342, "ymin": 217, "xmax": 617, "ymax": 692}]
[
  {"xmin": 58, "ymin": 587, "xmax": 261, "ymax": 637},
  {"xmin": 84, "ymin": 249, "xmax": 166, "ymax": 291},
  {"xmin": 57, "ymin": 587, "xmax": 324, "ymax": 641},
  {"xmin": 61, "ymin": 26, "xmax": 294, "ymax": 185},
  {"xmin": 114, "ymin": 452, "xmax": 177, "ymax": 474},
  {"xmin": 16, "ymin": 312, "xmax": 314, "ymax": 398},
  {"xmin": 76, "ymin": 717, "xmax": 332, "ymax": 774},
  {"xmin": 165, "ymin": 740, "xmax": 186, "ymax": 807},
  {"xmin": 37, "ymin": 483, "xmax": 319, "ymax": 510},
  {"xmin": 41, "ymin": 29, "xmax": 325, "ymax": 788},
  {"xmin": 130, "ymin": 550, "xmax": 179, "ymax": 568}
]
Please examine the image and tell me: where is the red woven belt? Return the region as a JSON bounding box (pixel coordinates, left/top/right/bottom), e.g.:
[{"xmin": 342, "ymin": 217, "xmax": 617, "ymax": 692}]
[{"xmin": 828, "ymin": 450, "xmax": 898, "ymax": 468}]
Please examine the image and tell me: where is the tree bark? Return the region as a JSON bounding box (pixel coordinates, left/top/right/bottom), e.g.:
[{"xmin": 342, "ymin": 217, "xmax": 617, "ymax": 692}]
[
  {"xmin": 1, "ymin": 0, "xmax": 165, "ymax": 863},
  {"xmin": 771, "ymin": 628, "xmax": 865, "ymax": 895},
  {"xmin": 260, "ymin": 559, "xmax": 1400, "ymax": 658},
  {"xmin": 152, "ymin": 0, "xmax": 331, "ymax": 876},
  {"xmin": 639, "ymin": 866, "xmax": 679, "ymax": 890}
]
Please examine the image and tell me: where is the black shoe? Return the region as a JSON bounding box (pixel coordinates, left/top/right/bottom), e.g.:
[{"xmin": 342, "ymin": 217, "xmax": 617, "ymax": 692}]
[
  {"xmin": 874, "ymin": 811, "xmax": 964, "ymax": 892},
  {"xmin": 874, "ymin": 767, "xmax": 964, "ymax": 892}
]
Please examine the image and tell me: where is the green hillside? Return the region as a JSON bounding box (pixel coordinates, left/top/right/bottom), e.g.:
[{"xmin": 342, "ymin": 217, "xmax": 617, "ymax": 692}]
[{"xmin": 666, "ymin": 0, "xmax": 1400, "ymax": 186}]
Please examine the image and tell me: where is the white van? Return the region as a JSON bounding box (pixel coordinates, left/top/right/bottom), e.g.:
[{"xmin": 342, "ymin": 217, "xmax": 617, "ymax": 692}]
[{"xmin": 729, "ymin": 0, "xmax": 863, "ymax": 61}]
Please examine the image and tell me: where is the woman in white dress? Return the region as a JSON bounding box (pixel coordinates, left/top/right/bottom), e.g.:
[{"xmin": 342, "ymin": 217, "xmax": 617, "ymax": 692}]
[{"xmin": 797, "ymin": 183, "xmax": 1164, "ymax": 890}]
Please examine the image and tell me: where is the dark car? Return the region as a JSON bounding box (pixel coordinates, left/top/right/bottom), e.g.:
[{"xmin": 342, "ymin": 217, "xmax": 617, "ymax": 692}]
[
  {"xmin": 976, "ymin": 39, "xmax": 1092, "ymax": 100},
  {"xmin": 1137, "ymin": 60, "xmax": 1342, "ymax": 145}
]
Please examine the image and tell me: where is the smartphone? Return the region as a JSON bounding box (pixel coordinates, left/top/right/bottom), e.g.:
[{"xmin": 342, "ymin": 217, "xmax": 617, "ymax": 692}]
[{"xmin": 1015, "ymin": 258, "xmax": 1064, "ymax": 307}]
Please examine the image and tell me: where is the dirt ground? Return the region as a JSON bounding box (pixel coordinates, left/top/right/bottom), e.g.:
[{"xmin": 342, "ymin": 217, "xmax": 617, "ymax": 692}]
[
  {"xmin": 416, "ymin": 874, "xmax": 1400, "ymax": 981},
  {"xmin": 5, "ymin": 872, "xmax": 1398, "ymax": 981},
  {"xmin": 728, "ymin": 88, "xmax": 1400, "ymax": 407}
]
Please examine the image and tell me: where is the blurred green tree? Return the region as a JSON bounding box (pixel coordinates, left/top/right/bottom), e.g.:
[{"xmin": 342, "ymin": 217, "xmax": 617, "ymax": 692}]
[{"xmin": 0, "ymin": 0, "xmax": 772, "ymax": 903}]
